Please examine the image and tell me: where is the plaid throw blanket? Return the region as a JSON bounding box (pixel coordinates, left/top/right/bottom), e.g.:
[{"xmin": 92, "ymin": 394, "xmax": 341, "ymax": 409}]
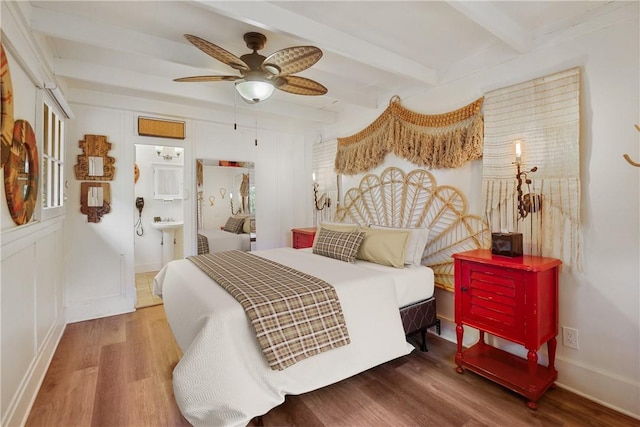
[
  {"xmin": 188, "ymin": 251, "xmax": 350, "ymax": 370},
  {"xmin": 196, "ymin": 233, "xmax": 210, "ymax": 255}
]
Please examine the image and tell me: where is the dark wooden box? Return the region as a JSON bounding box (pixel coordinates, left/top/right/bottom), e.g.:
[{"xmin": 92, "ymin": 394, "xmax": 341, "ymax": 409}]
[{"xmin": 491, "ymin": 232, "xmax": 523, "ymax": 257}]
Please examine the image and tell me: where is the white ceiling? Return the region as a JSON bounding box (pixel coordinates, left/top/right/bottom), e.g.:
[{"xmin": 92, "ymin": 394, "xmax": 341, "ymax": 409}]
[{"xmin": 27, "ymin": 1, "xmax": 622, "ymax": 131}]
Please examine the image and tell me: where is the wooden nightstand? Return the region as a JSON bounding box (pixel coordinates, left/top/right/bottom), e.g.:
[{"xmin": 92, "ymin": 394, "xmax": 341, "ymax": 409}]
[
  {"xmin": 453, "ymin": 249, "xmax": 562, "ymax": 409},
  {"xmin": 291, "ymin": 227, "xmax": 317, "ymax": 249}
]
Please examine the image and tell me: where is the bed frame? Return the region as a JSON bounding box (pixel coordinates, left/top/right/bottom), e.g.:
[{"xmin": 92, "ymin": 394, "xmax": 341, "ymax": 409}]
[
  {"xmin": 399, "ymin": 297, "xmax": 440, "ymax": 351},
  {"xmin": 335, "ymin": 167, "xmax": 489, "ymax": 350}
]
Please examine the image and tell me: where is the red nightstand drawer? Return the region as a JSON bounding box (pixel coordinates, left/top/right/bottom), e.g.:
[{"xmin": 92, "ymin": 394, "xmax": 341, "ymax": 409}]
[{"xmin": 462, "ymin": 262, "xmax": 525, "ymax": 342}]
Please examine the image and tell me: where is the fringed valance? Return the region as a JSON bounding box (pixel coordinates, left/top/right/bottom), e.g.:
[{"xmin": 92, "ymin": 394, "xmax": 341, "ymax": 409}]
[{"xmin": 335, "ymin": 96, "xmax": 484, "ymax": 175}]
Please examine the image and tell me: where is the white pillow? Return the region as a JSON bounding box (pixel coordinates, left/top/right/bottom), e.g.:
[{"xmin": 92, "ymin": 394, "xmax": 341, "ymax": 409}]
[{"xmin": 370, "ymin": 224, "xmax": 430, "ymax": 266}]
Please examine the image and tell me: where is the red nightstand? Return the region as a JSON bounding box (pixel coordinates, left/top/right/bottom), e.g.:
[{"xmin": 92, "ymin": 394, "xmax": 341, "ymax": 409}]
[
  {"xmin": 453, "ymin": 249, "xmax": 562, "ymax": 409},
  {"xmin": 291, "ymin": 227, "xmax": 317, "ymax": 249}
]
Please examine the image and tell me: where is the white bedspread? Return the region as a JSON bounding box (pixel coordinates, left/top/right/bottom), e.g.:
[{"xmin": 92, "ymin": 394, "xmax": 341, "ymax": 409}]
[
  {"xmin": 154, "ymin": 247, "xmax": 413, "ymax": 427},
  {"xmin": 354, "ymin": 260, "xmax": 435, "ymax": 307},
  {"xmin": 198, "ymin": 228, "xmax": 251, "ymax": 253},
  {"xmin": 298, "ymin": 248, "xmax": 436, "ymax": 307}
]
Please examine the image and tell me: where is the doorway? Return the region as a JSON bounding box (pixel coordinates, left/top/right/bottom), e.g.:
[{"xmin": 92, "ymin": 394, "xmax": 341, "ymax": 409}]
[{"xmin": 133, "ymin": 143, "xmax": 185, "ymax": 308}]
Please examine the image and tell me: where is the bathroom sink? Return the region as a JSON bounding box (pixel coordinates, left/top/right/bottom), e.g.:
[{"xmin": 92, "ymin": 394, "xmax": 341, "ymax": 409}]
[
  {"xmin": 152, "ymin": 221, "xmax": 183, "ymax": 230},
  {"xmin": 152, "ymin": 221, "xmax": 183, "ymax": 267}
]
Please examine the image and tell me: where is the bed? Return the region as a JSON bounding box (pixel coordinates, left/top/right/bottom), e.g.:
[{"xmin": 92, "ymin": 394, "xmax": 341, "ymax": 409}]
[
  {"xmin": 155, "ymin": 167, "xmax": 489, "ymax": 426},
  {"xmin": 197, "ymin": 215, "xmax": 255, "ymax": 254},
  {"xmin": 197, "ymin": 229, "xmax": 251, "ymax": 254}
]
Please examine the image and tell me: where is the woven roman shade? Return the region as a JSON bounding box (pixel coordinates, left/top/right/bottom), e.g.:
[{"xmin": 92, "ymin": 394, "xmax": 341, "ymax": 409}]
[{"xmin": 482, "ymin": 67, "xmax": 581, "ymax": 269}]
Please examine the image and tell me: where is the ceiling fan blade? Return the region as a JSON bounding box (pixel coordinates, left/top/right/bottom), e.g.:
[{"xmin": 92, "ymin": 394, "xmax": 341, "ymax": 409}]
[
  {"xmin": 184, "ymin": 34, "xmax": 249, "ymax": 72},
  {"xmin": 264, "ymin": 46, "xmax": 322, "ymax": 76},
  {"xmin": 275, "ymin": 76, "xmax": 327, "ymax": 96},
  {"xmin": 174, "ymin": 75, "xmax": 241, "ymax": 82}
]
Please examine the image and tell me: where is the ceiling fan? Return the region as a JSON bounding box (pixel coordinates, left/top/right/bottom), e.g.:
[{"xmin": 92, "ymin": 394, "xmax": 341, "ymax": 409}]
[{"xmin": 174, "ymin": 32, "xmax": 327, "ymax": 104}]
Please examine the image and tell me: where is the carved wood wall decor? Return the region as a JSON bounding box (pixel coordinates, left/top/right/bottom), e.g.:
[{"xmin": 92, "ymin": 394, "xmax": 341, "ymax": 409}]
[
  {"xmin": 1, "ymin": 43, "xmax": 15, "ymax": 168},
  {"xmin": 80, "ymin": 182, "xmax": 111, "ymax": 223},
  {"xmin": 138, "ymin": 116, "xmax": 185, "ymax": 139},
  {"xmin": 74, "ymin": 134, "xmax": 116, "ymax": 180},
  {"xmin": 4, "ymin": 120, "xmax": 39, "ymax": 225}
]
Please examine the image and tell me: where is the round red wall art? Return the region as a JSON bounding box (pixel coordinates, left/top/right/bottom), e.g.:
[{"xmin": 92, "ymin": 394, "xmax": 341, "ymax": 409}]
[
  {"xmin": 1, "ymin": 43, "xmax": 15, "ymax": 168},
  {"xmin": 4, "ymin": 119, "xmax": 39, "ymax": 225}
]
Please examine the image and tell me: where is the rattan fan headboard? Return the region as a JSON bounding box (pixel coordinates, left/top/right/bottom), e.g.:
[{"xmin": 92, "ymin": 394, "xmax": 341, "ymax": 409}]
[{"xmin": 335, "ymin": 167, "xmax": 490, "ymax": 291}]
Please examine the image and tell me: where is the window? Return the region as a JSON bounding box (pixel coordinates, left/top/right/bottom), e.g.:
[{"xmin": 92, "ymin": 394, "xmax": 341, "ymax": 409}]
[{"xmin": 42, "ymin": 102, "xmax": 65, "ymax": 211}]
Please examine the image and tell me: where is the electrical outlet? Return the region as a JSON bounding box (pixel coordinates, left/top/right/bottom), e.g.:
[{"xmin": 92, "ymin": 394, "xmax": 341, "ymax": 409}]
[{"xmin": 562, "ymin": 326, "xmax": 579, "ymax": 349}]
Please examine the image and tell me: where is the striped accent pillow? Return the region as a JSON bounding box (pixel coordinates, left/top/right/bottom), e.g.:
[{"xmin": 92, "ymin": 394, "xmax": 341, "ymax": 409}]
[
  {"xmin": 223, "ymin": 216, "xmax": 245, "ymax": 234},
  {"xmin": 312, "ymin": 228, "xmax": 365, "ymax": 263}
]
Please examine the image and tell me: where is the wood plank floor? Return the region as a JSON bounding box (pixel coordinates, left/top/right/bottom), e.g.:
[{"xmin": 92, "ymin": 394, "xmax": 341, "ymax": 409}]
[{"xmin": 26, "ymin": 305, "xmax": 638, "ymax": 427}]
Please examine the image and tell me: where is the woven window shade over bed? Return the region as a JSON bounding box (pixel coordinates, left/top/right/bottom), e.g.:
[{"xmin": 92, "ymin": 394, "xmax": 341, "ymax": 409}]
[{"xmin": 482, "ymin": 67, "xmax": 581, "ymax": 269}]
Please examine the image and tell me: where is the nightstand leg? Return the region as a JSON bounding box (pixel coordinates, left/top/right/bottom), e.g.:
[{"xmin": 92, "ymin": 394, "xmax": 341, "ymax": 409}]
[
  {"xmin": 547, "ymin": 337, "xmax": 557, "ymax": 372},
  {"xmin": 527, "ymin": 349, "xmax": 539, "ymax": 409},
  {"xmin": 455, "ymin": 324, "xmax": 464, "ymax": 373},
  {"xmin": 478, "ymin": 330, "xmax": 485, "ymax": 348}
]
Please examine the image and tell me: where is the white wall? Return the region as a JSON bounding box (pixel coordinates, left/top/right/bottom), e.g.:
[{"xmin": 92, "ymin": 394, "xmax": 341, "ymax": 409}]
[
  {"xmin": 63, "ymin": 100, "xmax": 310, "ymax": 323},
  {"xmin": 192, "ymin": 120, "xmax": 308, "ymax": 251},
  {"xmin": 324, "ymin": 10, "xmax": 640, "ymax": 418},
  {"xmin": 64, "ymin": 106, "xmax": 138, "ymax": 322},
  {"xmin": 1, "ymin": 3, "xmax": 67, "ymax": 425}
]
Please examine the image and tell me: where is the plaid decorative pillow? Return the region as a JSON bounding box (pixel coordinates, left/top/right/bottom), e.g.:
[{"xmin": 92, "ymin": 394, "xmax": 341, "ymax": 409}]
[
  {"xmin": 223, "ymin": 216, "xmax": 245, "ymax": 234},
  {"xmin": 312, "ymin": 228, "xmax": 365, "ymax": 263}
]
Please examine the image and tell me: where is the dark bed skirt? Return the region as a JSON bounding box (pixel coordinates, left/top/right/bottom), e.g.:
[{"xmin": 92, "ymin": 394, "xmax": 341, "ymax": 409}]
[{"xmin": 399, "ymin": 296, "xmax": 440, "ymax": 351}]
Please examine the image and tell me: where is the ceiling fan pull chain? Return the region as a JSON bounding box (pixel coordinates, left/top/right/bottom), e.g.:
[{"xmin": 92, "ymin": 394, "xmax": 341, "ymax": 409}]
[
  {"xmin": 234, "ymin": 89, "xmax": 238, "ymax": 130},
  {"xmin": 255, "ymin": 114, "xmax": 258, "ymax": 146}
]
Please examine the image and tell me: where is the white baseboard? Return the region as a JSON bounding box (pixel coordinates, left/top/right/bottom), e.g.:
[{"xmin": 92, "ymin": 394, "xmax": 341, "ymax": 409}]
[
  {"xmin": 2, "ymin": 312, "xmax": 66, "ymax": 427},
  {"xmin": 554, "ymin": 356, "xmax": 640, "ymax": 419},
  {"xmin": 66, "ymin": 295, "xmax": 135, "ymax": 323},
  {"xmin": 135, "ymin": 263, "xmax": 162, "ymax": 274},
  {"xmin": 432, "ymin": 316, "xmax": 639, "ymax": 420}
]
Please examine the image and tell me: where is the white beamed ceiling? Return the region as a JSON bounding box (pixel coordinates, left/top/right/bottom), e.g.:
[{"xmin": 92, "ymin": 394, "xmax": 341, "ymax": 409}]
[{"xmin": 24, "ymin": 0, "xmax": 628, "ymax": 132}]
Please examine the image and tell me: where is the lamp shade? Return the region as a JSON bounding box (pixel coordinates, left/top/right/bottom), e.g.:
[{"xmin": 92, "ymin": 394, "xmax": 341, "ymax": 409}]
[{"xmin": 235, "ymin": 80, "xmax": 275, "ymax": 104}]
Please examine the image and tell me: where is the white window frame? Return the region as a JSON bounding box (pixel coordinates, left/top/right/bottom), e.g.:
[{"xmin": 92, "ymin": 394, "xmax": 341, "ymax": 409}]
[{"xmin": 39, "ymin": 94, "xmax": 66, "ymax": 220}]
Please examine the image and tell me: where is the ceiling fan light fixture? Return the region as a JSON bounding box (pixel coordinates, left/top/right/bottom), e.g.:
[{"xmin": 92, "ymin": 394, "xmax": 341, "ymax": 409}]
[
  {"xmin": 177, "ymin": 32, "xmax": 325, "ymax": 101},
  {"xmin": 235, "ymin": 79, "xmax": 275, "ymax": 104}
]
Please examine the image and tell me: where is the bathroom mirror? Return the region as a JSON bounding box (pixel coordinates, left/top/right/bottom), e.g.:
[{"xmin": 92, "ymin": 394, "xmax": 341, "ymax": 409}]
[
  {"xmin": 196, "ymin": 159, "xmax": 255, "ymax": 254},
  {"xmin": 153, "ymin": 164, "xmax": 183, "ymax": 200}
]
